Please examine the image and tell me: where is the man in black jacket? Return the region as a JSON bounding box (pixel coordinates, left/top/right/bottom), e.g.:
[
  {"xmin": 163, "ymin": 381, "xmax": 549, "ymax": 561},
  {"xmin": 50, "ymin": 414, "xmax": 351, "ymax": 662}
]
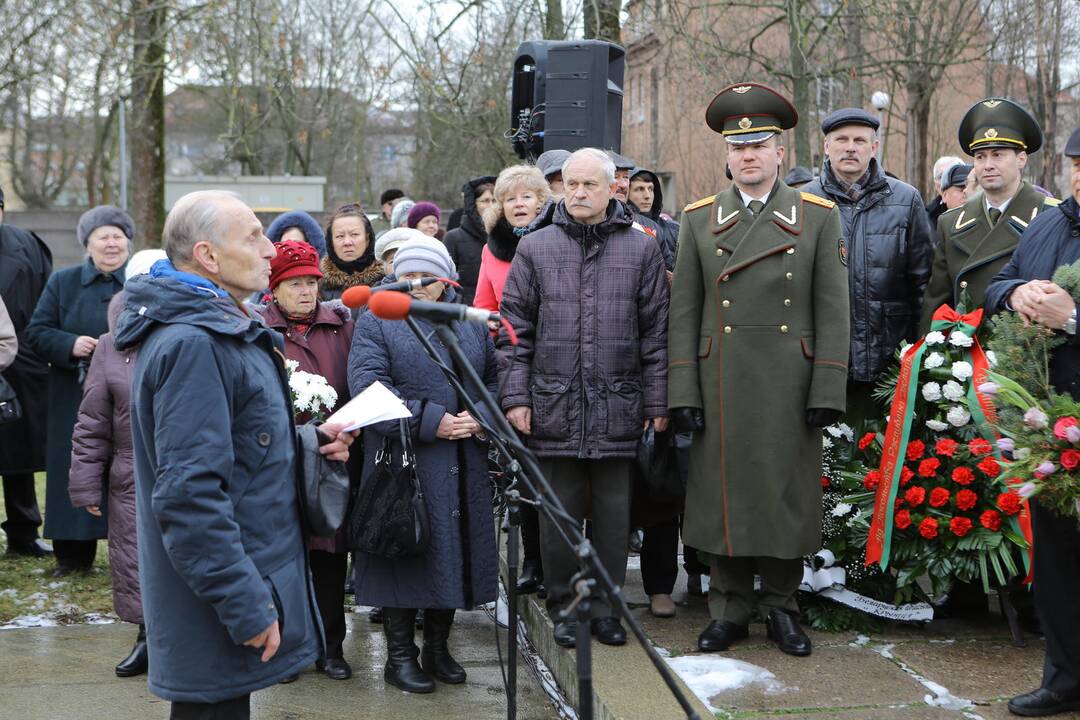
[
  {"xmin": 801, "ymin": 108, "xmax": 934, "ymax": 423},
  {"xmin": 0, "ymin": 188, "xmax": 53, "ymax": 557},
  {"xmin": 443, "ymin": 175, "xmax": 497, "ymax": 305},
  {"xmin": 985, "ymin": 127, "xmax": 1080, "ymax": 717}
]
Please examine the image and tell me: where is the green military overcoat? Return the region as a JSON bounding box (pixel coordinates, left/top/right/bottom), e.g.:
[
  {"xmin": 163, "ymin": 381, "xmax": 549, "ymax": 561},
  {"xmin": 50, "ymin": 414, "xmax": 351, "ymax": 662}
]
[
  {"xmin": 920, "ymin": 182, "xmax": 1059, "ymax": 331},
  {"xmin": 668, "ymin": 180, "xmax": 850, "ymax": 559}
]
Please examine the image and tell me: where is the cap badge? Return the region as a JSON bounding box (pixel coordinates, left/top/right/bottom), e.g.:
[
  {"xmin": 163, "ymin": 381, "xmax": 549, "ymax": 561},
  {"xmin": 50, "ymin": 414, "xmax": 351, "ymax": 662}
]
[
  {"xmin": 732, "ymin": 85, "xmax": 751, "ymax": 94},
  {"xmin": 982, "ymin": 99, "xmax": 1002, "ymax": 108},
  {"xmin": 738, "ymin": 117, "xmax": 752, "ymax": 130},
  {"xmin": 984, "ymin": 128, "xmax": 998, "ymax": 139}
]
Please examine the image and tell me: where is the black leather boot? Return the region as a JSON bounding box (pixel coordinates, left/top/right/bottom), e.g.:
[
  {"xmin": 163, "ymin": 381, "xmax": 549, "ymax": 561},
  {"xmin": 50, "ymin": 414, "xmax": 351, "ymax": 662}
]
[
  {"xmin": 115, "ymin": 624, "xmax": 149, "ymax": 677},
  {"xmin": 383, "ymin": 608, "xmax": 435, "ymax": 693},
  {"xmin": 516, "ymin": 559, "xmax": 544, "ymax": 595},
  {"xmin": 421, "ymin": 609, "xmax": 466, "ymax": 684}
]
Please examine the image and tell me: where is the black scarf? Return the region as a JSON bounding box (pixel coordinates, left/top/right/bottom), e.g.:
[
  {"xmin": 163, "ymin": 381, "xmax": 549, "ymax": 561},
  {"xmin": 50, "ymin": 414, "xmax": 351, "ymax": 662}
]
[{"xmin": 326, "ymin": 236, "xmax": 377, "ymax": 273}]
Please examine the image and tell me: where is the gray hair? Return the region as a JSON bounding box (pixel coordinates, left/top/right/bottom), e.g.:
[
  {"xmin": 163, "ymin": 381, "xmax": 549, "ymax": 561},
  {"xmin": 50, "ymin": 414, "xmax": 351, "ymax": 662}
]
[
  {"xmin": 562, "ymin": 148, "xmax": 616, "ymax": 185},
  {"xmin": 163, "ymin": 190, "xmax": 242, "ymax": 265},
  {"xmin": 932, "ymin": 155, "xmax": 963, "ymax": 183}
]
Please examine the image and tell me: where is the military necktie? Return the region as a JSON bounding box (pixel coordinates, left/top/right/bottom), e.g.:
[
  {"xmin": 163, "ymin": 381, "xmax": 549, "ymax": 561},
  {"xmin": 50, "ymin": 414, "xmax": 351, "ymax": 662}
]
[
  {"xmin": 748, "ymin": 200, "xmax": 765, "ymax": 216},
  {"xmin": 989, "ymin": 207, "xmax": 1002, "ymax": 226}
]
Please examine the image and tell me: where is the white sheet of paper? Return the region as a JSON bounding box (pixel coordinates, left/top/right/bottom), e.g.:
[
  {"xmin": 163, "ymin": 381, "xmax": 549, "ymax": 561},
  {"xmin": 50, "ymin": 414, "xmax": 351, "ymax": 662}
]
[{"xmin": 325, "ymin": 381, "xmax": 411, "ymax": 432}]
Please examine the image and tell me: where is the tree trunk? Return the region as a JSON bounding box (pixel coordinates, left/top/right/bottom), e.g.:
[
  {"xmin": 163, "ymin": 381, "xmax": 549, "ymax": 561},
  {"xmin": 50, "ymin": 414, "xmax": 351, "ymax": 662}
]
[
  {"xmin": 544, "ymin": 0, "xmax": 564, "ymax": 40},
  {"xmin": 786, "ymin": 0, "xmax": 812, "ymax": 167},
  {"xmin": 130, "ymin": 0, "xmax": 166, "ymax": 250},
  {"xmin": 905, "ymin": 88, "xmax": 933, "ymax": 200}
]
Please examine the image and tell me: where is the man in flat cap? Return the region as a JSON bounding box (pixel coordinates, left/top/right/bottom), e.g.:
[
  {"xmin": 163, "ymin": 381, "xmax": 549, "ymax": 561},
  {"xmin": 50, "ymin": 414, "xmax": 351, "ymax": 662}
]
[
  {"xmin": 801, "ymin": 108, "xmax": 933, "ymax": 424},
  {"xmin": 667, "ymin": 83, "xmax": 850, "ymax": 657},
  {"xmin": 985, "ymin": 127, "xmax": 1080, "ymax": 717},
  {"xmin": 921, "ymin": 97, "xmax": 1059, "ymax": 330}
]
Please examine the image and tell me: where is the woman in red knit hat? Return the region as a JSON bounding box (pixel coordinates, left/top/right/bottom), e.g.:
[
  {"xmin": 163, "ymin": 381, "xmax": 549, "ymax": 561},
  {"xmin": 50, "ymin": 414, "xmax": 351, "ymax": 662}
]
[{"xmin": 256, "ymin": 240, "xmax": 358, "ymax": 682}]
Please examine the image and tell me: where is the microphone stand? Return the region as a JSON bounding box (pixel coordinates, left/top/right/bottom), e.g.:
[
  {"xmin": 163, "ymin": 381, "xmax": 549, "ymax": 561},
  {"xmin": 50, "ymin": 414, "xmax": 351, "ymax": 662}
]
[{"xmin": 399, "ymin": 316, "xmax": 701, "ymax": 720}]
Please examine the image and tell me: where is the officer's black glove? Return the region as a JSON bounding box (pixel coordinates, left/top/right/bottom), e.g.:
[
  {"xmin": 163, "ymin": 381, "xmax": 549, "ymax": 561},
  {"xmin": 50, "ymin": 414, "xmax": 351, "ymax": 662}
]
[
  {"xmin": 671, "ymin": 407, "xmax": 705, "ymax": 433},
  {"xmin": 806, "ymin": 408, "xmax": 842, "ymax": 428}
]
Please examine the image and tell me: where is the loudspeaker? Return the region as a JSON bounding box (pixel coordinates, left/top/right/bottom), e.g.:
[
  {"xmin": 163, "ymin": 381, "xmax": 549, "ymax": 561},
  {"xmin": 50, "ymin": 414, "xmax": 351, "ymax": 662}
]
[{"xmin": 510, "ymin": 40, "xmax": 625, "ymax": 160}]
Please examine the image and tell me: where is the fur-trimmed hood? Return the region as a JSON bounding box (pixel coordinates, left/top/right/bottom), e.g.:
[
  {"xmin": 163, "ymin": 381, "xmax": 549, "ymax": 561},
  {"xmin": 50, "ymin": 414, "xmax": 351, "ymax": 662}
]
[{"xmin": 266, "ymin": 210, "xmax": 327, "ymax": 257}]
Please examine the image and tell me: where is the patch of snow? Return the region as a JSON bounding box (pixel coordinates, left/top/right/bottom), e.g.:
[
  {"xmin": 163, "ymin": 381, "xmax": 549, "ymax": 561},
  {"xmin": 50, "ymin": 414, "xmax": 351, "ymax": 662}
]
[
  {"xmin": 14, "ymin": 592, "xmax": 48, "ymax": 610},
  {"xmin": 873, "ymin": 642, "xmax": 974, "ymax": 711},
  {"xmin": 46, "ymin": 581, "xmax": 65, "ymax": 589},
  {"xmin": 665, "ymin": 655, "xmax": 783, "ymax": 712},
  {"xmin": 872, "ymin": 642, "xmax": 895, "ymax": 659},
  {"xmin": 0, "ymin": 614, "xmax": 60, "ymax": 629},
  {"xmin": 655, "ymin": 646, "xmax": 671, "ymax": 657},
  {"xmin": 0, "ymin": 588, "xmax": 17, "ymax": 599},
  {"xmin": 929, "ymin": 638, "xmax": 956, "ymax": 644},
  {"xmin": 30, "ymin": 568, "xmax": 45, "ymax": 575},
  {"xmin": 850, "ymin": 634, "xmax": 871, "ymax": 647},
  {"xmin": 82, "ymin": 613, "xmax": 118, "ymax": 625}
]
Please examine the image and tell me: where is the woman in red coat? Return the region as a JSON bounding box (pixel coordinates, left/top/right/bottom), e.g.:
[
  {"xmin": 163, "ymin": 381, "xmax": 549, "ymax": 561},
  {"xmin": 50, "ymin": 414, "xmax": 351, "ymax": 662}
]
[{"xmin": 256, "ymin": 240, "xmax": 357, "ymax": 681}]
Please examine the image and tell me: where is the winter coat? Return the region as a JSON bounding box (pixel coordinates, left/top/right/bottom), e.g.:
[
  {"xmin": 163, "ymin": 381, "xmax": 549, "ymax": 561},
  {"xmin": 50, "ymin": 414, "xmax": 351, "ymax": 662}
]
[
  {"xmin": 266, "ymin": 210, "xmax": 327, "ymax": 257},
  {"xmin": 920, "ymin": 182, "xmax": 1059, "ymax": 332},
  {"xmin": 667, "ymin": 182, "xmax": 850, "ymax": 559},
  {"xmin": 630, "ymin": 168, "xmax": 680, "ymax": 271},
  {"xmin": 114, "ymin": 270, "xmax": 321, "ymax": 703},
  {"xmin": 0, "ymin": 297, "xmax": 15, "ymax": 371},
  {"xmin": 474, "ymin": 201, "xmax": 556, "ymax": 312},
  {"xmin": 801, "ymin": 159, "xmax": 934, "ymax": 382},
  {"xmin": 68, "ymin": 293, "xmax": 141, "ymax": 623},
  {"xmin": 444, "ymin": 176, "xmax": 497, "ymax": 306},
  {"xmin": 0, "ymin": 223, "xmax": 52, "ymax": 474},
  {"xmin": 317, "ymin": 254, "xmax": 384, "ymax": 302},
  {"xmin": 498, "ymin": 200, "xmax": 670, "ymax": 459},
  {"xmin": 346, "ymin": 287, "xmax": 499, "ymax": 610},
  {"xmin": 986, "ymin": 196, "xmax": 1080, "ymax": 399},
  {"xmin": 26, "ymin": 258, "xmax": 126, "ymax": 541},
  {"xmin": 257, "ymin": 299, "xmax": 356, "ymax": 554}
]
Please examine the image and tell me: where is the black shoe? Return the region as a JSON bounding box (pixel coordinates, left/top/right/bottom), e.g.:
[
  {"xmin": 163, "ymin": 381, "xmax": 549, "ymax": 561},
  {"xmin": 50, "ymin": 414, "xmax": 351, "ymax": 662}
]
[
  {"xmin": 115, "ymin": 625, "xmax": 148, "ymax": 677},
  {"xmin": 318, "ymin": 657, "xmax": 352, "ymax": 680},
  {"xmin": 383, "ymin": 608, "xmax": 435, "ymax": 694},
  {"xmin": 553, "ymin": 619, "xmax": 578, "ymax": 648},
  {"xmin": 6, "ymin": 538, "xmax": 53, "ymax": 557},
  {"xmin": 697, "ymin": 620, "xmax": 748, "ymax": 652},
  {"xmin": 278, "ymin": 674, "xmax": 299, "ymax": 684},
  {"xmin": 1008, "ymin": 687, "xmax": 1080, "ymax": 716},
  {"xmin": 590, "ymin": 617, "xmax": 627, "ymax": 646},
  {"xmin": 368, "ymin": 607, "xmax": 384, "ymax": 624},
  {"xmin": 516, "ymin": 561, "xmax": 544, "ymax": 595},
  {"xmin": 421, "ymin": 609, "xmax": 466, "ymax": 684},
  {"xmin": 765, "ymin": 609, "xmax": 812, "ymax": 657}
]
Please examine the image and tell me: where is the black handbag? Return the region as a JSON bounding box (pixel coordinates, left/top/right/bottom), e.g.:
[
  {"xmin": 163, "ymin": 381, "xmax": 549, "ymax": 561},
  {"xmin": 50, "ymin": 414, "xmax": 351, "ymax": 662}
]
[
  {"xmin": 296, "ymin": 423, "xmax": 351, "ymax": 537},
  {"xmin": 636, "ymin": 425, "xmax": 685, "ymax": 501},
  {"xmin": 348, "ymin": 419, "xmax": 429, "ymax": 558},
  {"xmin": 0, "ymin": 373, "xmax": 21, "ymax": 424}
]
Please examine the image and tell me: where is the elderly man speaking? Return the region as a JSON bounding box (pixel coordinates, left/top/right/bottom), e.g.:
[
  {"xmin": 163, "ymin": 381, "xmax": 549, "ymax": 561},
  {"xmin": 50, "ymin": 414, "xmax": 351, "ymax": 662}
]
[{"xmin": 115, "ymin": 190, "xmax": 355, "ymax": 719}]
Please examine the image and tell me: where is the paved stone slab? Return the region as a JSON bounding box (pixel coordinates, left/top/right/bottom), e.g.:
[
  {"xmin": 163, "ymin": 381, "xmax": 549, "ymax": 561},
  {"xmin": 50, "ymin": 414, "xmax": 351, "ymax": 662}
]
[
  {"xmin": 974, "ymin": 700, "xmax": 1080, "ymax": 719},
  {"xmin": 734, "ymin": 705, "xmax": 962, "ymax": 719},
  {"xmin": 888, "ymin": 638, "xmax": 1045, "ymax": 703}
]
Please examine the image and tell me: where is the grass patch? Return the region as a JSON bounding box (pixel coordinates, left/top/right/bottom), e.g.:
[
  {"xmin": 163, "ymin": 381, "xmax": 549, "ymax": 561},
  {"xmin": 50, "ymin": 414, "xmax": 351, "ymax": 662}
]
[{"xmin": 0, "ymin": 473, "xmax": 116, "ymax": 624}]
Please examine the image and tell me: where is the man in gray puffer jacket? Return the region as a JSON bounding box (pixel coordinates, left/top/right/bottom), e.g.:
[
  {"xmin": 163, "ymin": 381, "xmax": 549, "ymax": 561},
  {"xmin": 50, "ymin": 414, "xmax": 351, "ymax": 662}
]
[{"xmin": 801, "ymin": 108, "xmax": 933, "ymax": 422}]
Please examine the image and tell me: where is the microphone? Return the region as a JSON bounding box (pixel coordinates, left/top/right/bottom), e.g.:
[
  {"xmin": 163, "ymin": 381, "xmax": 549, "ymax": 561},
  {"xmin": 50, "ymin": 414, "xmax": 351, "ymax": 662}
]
[
  {"xmin": 341, "ymin": 278, "xmax": 452, "ymax": 309},
  {"xmin": 368, "ymin": 291, "xmax": 498, "ymax": 325}
]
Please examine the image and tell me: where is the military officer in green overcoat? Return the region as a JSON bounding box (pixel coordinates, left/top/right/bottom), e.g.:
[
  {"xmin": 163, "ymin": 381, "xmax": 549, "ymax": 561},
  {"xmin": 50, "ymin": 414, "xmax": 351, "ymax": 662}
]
[
  {"xmin": 920, "ymin": 97, "xmax": 1059, "ymax": 331},
  {"xmin": 667, "ymin": 83, "xmax": 850, "ymax": 657}
]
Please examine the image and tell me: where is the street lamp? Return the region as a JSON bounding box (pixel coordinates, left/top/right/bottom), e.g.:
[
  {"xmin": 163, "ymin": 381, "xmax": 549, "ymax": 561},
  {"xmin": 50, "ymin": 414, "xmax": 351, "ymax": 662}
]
[{"xmin": 871, "ymin": 91, "xmax": 890, "ymax": 161}]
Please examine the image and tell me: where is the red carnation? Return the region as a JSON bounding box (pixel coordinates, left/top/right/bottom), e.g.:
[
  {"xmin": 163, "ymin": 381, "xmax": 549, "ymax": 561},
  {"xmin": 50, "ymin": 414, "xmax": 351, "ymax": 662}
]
[
  {"xmin": 968, "ymin": 438, "xmax": 993, "ymax": 456},
  {"xmin": 895, "ymin": 509, "xmax": 913, "ymax": 529},
  {"xmin": 997, "ymin": 490, "xmax": 1022, "ymax": 516},
  {"xmin": 935, "ymin": 439, "xmax": 958, "ymax": 457},
  {"xmin": 918, "ymin": 458, "xmax": 941, "ymax": 478},
  {"xmin": 952, "ymin": 467, "xmax": 975, "ymax": 485},
  {"xmin": 977, "ymin": 457, "xmax": 1002, "ymax": 477},
  {"xmin": 905, "ymin": 486, "xmax": 926, "ymax": 507},
  {"xmin": 955, "ymin": 489, "xmax": 978, "ymax": 511},
  {"xmin": 919, "ymin": 517, "xmax": 939, "ymax": 539},
  {"xmin": 929, "ymin": 487, "xmax": 950, "ymax": 508},
  {"xmin": 821, "ymin": 475, "xmax": 830, "ymax": 488},
  {"xmin": 859, "ymin": 432, "xmax": 876, "ymax": 450},
  {"xmin": 1060, "ymin": 449, "xmax": 1080, "ymax": 471},
  {"xmin": 1053, "ymin": 416, "xmax": 1079, "ymax": 440},
  {"xmin": 980, "ymin": 510, "xmax": 1002, "ymax": 531},
  {"xmin": 901, "ymin": 466, "xmax": 915, "ymax": 486},
  {"xmin": 950, "ymin": 516, "xmax": 974, "ymax": 537},
  {"xmin": 863, "ymin": 470, "xmax": 882, "ymax": 491},
  {"xmin": 906, "ymin": 440, "xmax": 926, "ymax": 461}
]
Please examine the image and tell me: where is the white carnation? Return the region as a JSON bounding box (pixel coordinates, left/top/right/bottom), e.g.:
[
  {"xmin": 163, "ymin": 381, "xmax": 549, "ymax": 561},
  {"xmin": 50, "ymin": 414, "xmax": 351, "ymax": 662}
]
[
  {"xmin": 837, "ymin": 423, "xmax": 853, "ymax": 442},
  {"xmin": 921, "ymin": 382, "xmax": 942, "ymax": 402},
  {"xmin": 951, "ymin": 361, "xmax": 973, "ymax": 381},
  {"xmin": 924, "ymin": 331, "xmax": 946, "ymax": 346},
  {"xmin": 925, "ymin": 419, "xmax": 948, "ymax": 431},
  {"xmin": 924, "ymin": 352, "xmax": 945, "ymax": 369},
  {"xmin": 946, "ymin": 405, "xmax": 971, "ymax": 427},
  {"xmin": 942, "ymin": 380, "xmax": 965, "ymax": 402},
  {"xmin": 831, "ymin": 502, "xmax": 852, "ymax": 517},
  {"xmin": 822, "ymin": 436, "xmax": 833, "ymax": 449},
  {"xmin": 948, "ymin": 331, "xmax": 974, "ymax": 348},
  {"xmin": 285, "ymin": 359, "xmax": 299, "ymax": 373}
]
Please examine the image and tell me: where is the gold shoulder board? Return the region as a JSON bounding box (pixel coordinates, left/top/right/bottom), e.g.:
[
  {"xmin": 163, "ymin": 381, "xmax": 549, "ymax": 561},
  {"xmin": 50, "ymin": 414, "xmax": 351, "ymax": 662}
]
[
  {"xmin": 801, "ymin": 192, "xmax": 835, "ymax": 209},
  {"xmin": 1044, "ymin": 197, "xmax": 1061, "ymax": 207},
  {"xmin": 683, "ymin": 195, "xmax": 716, "ymax": 213}
]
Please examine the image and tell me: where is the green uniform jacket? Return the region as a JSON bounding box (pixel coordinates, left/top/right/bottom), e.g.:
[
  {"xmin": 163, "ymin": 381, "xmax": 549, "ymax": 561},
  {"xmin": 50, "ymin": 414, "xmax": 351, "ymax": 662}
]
[
  {"xmin": 667, "ymin": 181, "xmax": 850, "ymax": 559},
  {"xmin": 920, "ymin": 182, "xmax": 1059, "ymax": 332}
]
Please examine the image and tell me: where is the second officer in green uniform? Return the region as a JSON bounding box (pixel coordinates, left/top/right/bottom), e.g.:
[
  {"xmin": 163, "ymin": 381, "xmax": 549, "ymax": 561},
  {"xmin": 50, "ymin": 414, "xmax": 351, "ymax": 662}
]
[{"xmin": 667, "ymin": 83, "xmax": 850, "ymax": 658}]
